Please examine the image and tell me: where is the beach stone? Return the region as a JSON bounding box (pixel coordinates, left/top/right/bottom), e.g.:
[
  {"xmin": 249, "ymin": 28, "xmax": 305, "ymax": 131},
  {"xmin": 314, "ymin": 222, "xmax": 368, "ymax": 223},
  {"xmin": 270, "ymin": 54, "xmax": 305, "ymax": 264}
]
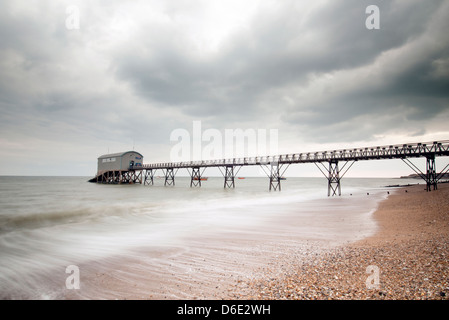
[{"xmin": 230, "ymin": 184, "xmax": 449, "ymax": 300}]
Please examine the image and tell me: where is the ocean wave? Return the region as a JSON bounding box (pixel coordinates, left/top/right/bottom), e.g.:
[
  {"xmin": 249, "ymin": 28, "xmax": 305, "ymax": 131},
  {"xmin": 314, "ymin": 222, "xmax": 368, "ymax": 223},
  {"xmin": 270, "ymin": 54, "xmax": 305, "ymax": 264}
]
[{"xmin": 0, "ymin": 202, "xmax": 162, "ymax": 233}]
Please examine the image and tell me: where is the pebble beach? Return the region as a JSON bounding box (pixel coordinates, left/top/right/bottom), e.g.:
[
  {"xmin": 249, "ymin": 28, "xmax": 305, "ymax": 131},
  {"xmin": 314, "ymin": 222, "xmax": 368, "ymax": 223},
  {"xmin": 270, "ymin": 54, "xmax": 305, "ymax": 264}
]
[
  {"xmin": 229, "ymin": 183, "xmax": 449, "ymax": 300},
  {"xmin": 8, "ymin": 178, "xmax": 446, "ymax": 300}
]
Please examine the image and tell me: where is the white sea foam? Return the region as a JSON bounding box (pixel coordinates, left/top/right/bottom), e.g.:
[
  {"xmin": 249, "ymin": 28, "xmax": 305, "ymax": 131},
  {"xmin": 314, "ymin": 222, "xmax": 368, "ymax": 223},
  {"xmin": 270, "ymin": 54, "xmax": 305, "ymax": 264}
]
[{"xmin": 0, "ymin": 175, "xmax": 417, "ymax": 299}]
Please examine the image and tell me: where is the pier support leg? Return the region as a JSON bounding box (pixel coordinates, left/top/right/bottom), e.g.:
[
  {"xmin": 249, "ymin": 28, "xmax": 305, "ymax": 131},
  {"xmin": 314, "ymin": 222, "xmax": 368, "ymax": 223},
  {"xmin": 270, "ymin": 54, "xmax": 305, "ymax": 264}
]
[
  {"xmin": 190, "ymin": 167, "xmax": 202, "ymax": 187},
  {"xmin": 133, "ymin": 170, "xmax": 143, "ymax": 184},
  {"xmin": 122, "ymin": 171, "xmax": 129, "ymax": 184},
  {"xmin": 121, "ymin": 171, "xmax": 128, "ymax": 184},
  {"xmin": 402, "ymin": 155, "xmax": 440, "ymax": 192},
  {"xmin": 93, "ymin": 170, "xmax": 142, "ymax": 184},
  {"xmin": 426, "ymin": 155, "xmax": 437, "ymax": 191},
  {"xmin": 269, "ymin": 163, "xmax": 281, "ymax": 191},
  {"xmin": 260, "ymin": 163, "xmax": 289, "ymax": 191},
  {"xmin": 144, "ymin": 169, "xmax": 155, "ymax": 185},
  {"xmin": 328, "ymin": 160, "xmax": 341, "ymax": 197},
  {"xmin": 219, "ymin": 165, "xmax": 242, "ymax": 188},
  {"xmin": 122, "ymin": 171, "xmax": 128, "ymax": 184},
  {"xmin": 164, "ymin": 168, "xmax": 175, "ymax": 186},
  {"xmin": 315, "ymin": 160, "xmax": 355, "ymax": 196},
  {"xmin": 223, "ymin": 166, "xmax": 235, "ymax": 188}
]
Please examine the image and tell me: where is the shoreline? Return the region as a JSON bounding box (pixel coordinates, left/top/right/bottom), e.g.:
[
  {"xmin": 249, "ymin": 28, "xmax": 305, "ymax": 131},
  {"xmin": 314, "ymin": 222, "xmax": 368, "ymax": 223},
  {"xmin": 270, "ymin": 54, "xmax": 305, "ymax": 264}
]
[
  {"xmin": 62, "ymin": 187, "xmax": 385, "ymax": 300},
  {"xmin": 59, "ymin": 182, "xmax": 448, "ymax": 300},
  {"xmin": 232, "ymin": 183, "xmax": 449, "ymax": 300},
  {"xmin": 2, "ymin": 178, "xmax": 447, "ymax": 300}
]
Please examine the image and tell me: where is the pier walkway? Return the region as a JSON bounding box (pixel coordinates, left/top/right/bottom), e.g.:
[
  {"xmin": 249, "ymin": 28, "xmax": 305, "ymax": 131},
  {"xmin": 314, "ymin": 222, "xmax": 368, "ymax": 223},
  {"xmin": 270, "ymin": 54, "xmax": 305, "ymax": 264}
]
[{"xmin": 98, "ymin": 140, "xmax": 449, "ymax": 196}]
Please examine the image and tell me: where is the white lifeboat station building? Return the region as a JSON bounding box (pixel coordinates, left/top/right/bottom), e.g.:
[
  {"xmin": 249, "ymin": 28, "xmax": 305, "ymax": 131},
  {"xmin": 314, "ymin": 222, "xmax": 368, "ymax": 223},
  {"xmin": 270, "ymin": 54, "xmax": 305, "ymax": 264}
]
[{"xmin": 89, "ymin": 151, "xmax": 144, "ymax": 184}]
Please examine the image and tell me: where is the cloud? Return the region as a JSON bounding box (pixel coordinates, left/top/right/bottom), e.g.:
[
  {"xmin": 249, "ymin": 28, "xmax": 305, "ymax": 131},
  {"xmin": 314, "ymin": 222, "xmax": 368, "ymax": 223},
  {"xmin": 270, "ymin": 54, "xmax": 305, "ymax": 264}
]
[
  {"xmin": 276, "ymin": 0, "xmax": 449, "ymax": 142},
  {"xmin": 112, "ymin": 0, "xmax": 448, "ymax": 126},
  {"xmin": 0, "ymin": 0, "xmax": 448, "ymax": 175}
]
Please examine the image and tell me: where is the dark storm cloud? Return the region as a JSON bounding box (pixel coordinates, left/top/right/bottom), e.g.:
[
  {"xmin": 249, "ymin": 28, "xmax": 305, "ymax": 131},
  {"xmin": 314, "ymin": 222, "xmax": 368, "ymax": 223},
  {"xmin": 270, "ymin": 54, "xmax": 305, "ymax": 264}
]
[
  {"xmin": 112, "ymin": 0, "xmax": 448, "ymax": 140},
  {"xmin": 0, "ymin": 0, "xmax": 448, "ymax": 175},
  {"xmin": 0, "ymin": 1, "xmax": 171, "ymax": 150},
  {"xmin": 278, "ymin": 0, "xmax": 449, "ymax": 142}
]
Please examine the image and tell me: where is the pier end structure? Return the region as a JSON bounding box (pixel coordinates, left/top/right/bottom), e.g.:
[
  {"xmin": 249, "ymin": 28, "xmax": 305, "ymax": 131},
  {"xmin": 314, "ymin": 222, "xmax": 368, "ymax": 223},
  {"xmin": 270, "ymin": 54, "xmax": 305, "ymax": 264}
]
[{"xmin": 89, "ymin": 151, "xmax": 144, "ymax": 184}]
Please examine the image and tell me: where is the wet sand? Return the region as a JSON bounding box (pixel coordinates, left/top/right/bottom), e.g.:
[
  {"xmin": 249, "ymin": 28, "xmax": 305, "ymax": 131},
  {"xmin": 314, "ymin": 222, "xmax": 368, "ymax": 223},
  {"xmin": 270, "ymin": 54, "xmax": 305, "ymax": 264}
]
[
  {"xmin": 63, "ymin": 191, "xmax": 382, "ymax": 300},
  {"xmin": 232, "ymin": 183, "xmax": 449, "ymax": 300},
  {"xmin": 63, "ymin": 183, "xmax": 448, "ymax": 300}
]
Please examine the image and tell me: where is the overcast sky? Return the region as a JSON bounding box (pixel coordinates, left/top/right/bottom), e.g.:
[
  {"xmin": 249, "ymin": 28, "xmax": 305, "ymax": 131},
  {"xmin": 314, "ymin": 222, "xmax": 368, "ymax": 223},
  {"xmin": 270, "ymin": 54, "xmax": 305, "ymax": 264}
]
[{"xmin": 1, "ymin": 0, "xmax": 448, "ymax": 177}]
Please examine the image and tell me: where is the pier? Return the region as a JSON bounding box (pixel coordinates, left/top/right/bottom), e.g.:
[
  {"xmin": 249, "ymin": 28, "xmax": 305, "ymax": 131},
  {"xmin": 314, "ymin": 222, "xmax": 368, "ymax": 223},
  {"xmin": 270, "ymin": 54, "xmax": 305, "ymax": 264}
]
[{"xmin": 90, "ymin": 140, "xmax": 449, "ymax": 196}]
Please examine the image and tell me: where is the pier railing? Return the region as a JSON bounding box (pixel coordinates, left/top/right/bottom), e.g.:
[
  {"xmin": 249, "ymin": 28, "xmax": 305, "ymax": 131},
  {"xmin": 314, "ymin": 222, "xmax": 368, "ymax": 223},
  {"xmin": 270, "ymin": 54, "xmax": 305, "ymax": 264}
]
[
  {"xmin": 139, "ymin": 140, "xmax": 449, "ymax": 169},
  {"xmin": 119, "ymin": 140, "xmax": 449, "ymax": 195}
]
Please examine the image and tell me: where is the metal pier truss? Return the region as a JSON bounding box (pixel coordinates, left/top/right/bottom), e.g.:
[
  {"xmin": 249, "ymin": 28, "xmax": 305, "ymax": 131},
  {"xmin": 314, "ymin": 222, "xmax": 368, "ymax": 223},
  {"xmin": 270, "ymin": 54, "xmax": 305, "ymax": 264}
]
[
  {"xmin": 314, "ymin": 160, "xmax": 356, "ymax": 197},
  {"xmin": 259, "ymin": 162, "xmax": 290, "ymax": 191},
  {"xmin": 188, "ymin": 166, "xmax": 207, "ymax": 187},
  {"xmin": 144, "ymin": 168, "xmax": 156, "ymax": 185},
  {"xmin": 121, "ymin": 140, "xmax": 449, "ymax": 195},
  {"xmin": 162, "ymin": 167, "xmax": 177, "ymax": 186},
  {"xmin": 95, "ymin": 170, "xmax": 142, "ymax": 184},
  {"xmin": 218, "ymin": 165, "xmax": 243, "ymax": 189}
]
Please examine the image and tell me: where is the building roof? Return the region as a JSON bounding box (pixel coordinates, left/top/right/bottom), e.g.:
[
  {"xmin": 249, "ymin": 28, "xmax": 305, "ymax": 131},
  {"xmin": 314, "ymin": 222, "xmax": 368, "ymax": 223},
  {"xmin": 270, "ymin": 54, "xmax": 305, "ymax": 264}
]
[{"xmin": 98, "ymin": 151, "xmax": 144, "ymax": 159}]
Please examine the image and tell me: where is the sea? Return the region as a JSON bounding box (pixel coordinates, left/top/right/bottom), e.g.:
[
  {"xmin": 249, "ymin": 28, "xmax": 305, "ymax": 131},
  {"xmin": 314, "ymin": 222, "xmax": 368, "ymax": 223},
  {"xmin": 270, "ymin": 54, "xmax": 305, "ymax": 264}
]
[{"xmin": 0, "ymin": 175, "xmax": 418, "ymax": 299}]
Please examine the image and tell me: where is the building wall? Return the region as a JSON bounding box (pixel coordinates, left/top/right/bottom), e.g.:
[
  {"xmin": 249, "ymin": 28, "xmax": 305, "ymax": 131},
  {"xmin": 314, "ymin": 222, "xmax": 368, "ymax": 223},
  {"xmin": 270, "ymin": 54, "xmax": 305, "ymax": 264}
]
[{"xmin": 97, "ymin": 151, "xmax": 143, "ymax": 174}]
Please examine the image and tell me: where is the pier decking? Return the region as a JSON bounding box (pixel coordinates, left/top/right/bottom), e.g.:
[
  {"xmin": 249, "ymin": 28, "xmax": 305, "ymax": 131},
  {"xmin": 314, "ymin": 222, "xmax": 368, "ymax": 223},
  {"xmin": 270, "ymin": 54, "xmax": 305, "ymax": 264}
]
[{"xmin": 91, "ymin": 140, "xmax": 449, "ymax": 196}]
